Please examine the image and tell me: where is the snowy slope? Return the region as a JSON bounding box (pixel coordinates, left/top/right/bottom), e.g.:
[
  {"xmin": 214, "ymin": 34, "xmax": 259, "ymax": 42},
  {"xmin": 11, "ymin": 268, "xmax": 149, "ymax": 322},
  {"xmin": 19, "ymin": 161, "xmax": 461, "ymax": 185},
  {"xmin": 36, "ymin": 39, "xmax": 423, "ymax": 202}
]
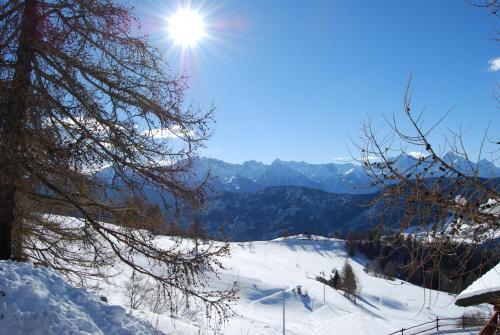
[
  {"xmin": 0, "ymin": 261, "xmax": 162, "ymax": 335},
  {"xmin": 0, "ymin": 222, "xmax": 488, "ymax": 335},
  {"xmin": 93, "ymin": 234, "xmax": 487, "ymax": 335}
]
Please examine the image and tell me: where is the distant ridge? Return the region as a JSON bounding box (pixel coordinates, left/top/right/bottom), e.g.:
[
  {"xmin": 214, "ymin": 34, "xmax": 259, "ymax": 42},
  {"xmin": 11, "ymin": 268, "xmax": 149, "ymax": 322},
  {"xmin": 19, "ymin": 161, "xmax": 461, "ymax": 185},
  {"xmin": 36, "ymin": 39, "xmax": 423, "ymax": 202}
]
[
  {"xmin": 193, "ymin": 157, "xmax": 373, "ymax": 194},
  {"xmin": 192, "ymin": 153, "xmax": 499, "ymax": 195},
  {"xmin": 94, "ymin": 154, "xmax": 499, "ymax": 240}
]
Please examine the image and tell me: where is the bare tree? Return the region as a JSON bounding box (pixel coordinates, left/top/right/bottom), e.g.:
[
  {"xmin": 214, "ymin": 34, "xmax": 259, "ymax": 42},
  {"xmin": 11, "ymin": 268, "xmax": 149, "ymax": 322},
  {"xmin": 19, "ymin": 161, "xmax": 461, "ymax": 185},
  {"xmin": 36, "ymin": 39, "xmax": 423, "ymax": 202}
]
[
  {"xmin": 125, "ymin": 270, "xmax": 153, "ymax": 310},
  {"xmin": 355, "ymin": 78, "xmax": 499, "ymax": 285},
  {"xmin": 353, "ymin": 1, "xmax": 500, "ymax": 293},
  {"xmin": 468, "ymin": 0, "xmax": 500, "ymax": 18},
  {"xmin": 0, "ymin": 0, "xmax": 236, "ymax": 321}
]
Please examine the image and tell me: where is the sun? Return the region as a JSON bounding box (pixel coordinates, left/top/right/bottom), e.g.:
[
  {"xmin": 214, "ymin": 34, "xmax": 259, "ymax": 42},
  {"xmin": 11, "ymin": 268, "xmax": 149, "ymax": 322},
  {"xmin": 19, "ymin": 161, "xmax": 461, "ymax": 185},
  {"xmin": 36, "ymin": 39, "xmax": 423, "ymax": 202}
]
[{"xmin": 168, "ymin": 8, "xmax": 206, "ymax": 47}]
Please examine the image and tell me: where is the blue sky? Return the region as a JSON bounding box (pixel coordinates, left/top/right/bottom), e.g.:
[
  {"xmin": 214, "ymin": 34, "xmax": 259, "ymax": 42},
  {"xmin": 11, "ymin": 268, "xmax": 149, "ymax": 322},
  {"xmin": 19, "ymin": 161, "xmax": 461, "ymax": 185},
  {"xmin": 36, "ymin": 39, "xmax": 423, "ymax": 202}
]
[{"xmin": 136, "ymin": 1, "xmax": 499, "ymax": 164}]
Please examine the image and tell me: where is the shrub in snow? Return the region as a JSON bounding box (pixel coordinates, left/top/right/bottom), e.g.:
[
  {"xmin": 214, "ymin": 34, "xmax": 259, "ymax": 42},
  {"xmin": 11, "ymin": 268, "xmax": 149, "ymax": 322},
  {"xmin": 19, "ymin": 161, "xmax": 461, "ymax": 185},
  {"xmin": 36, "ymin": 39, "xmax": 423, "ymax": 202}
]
[{"xmin": 456, "ymin": 311, "xmax": 489, "ymax": 327}]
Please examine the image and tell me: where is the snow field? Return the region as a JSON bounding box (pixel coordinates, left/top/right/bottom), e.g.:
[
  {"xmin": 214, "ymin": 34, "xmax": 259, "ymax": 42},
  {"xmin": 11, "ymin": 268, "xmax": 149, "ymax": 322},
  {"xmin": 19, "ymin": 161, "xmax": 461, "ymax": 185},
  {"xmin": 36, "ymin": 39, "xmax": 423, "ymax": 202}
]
[
  {"xmin": 98, "ymin": 235, "xmax": 488, "ymax": 334},
  {"xmin": 0, "ymin": 232, "xmax": 489, "ymax": 335}
]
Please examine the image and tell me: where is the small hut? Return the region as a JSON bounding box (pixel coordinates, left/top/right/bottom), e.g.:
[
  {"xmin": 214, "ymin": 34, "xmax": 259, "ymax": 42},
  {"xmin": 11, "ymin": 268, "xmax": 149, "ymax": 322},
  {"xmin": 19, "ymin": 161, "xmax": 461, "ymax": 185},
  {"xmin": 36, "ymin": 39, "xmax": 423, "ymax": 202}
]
[{"xmin": 455, "ymin": 262, "xmax": 500, "ymax": 335}]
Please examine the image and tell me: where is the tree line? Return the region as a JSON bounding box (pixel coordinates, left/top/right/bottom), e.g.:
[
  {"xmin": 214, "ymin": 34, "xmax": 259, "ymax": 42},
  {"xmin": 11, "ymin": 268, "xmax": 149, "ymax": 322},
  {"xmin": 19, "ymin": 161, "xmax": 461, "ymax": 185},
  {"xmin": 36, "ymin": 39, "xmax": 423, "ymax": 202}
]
[{"xmin": 344, "ymin": 229, "xmax": 498, "ymax": 293}]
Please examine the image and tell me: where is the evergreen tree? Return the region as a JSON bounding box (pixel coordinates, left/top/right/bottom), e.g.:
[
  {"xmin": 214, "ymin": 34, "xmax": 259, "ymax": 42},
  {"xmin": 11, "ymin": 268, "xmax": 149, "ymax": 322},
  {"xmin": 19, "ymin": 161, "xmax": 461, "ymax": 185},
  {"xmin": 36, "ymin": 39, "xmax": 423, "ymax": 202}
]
[
  {"xmin": 340, "ymin": 261, "xmax": 358, "ymax": 301},
  {"xmin": 331, "ymin": 269, "xmax": 341, "ymax": 290}
]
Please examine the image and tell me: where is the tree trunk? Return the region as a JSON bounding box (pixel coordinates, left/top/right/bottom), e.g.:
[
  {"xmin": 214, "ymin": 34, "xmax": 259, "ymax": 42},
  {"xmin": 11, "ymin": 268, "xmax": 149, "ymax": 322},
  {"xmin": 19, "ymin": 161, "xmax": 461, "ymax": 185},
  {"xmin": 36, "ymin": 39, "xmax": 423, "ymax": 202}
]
[{"xmin": 0, "ymin": 0, "xmax": 38, "ymax": 260}]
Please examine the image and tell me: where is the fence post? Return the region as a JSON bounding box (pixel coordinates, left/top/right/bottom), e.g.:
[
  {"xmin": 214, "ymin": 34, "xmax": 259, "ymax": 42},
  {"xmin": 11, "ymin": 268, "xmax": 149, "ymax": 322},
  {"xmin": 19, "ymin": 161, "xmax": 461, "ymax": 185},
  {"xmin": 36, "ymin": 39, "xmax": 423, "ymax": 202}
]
[
  {"xmin": 462, "ymin": 315, "xmax": 465, "ymax": 329},
  {"xmin": 436, "ymin": 317, "xmax": 439, "ymax": 331},
  {"xmin": 400, "ymin": 328, "xmax": 405, "ymax": 335}
]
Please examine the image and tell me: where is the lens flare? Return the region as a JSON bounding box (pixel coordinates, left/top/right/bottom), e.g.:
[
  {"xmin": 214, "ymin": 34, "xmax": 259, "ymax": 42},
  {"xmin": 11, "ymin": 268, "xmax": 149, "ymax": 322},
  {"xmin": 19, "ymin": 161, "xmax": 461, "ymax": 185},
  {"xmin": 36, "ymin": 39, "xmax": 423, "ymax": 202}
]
[{"xmin": 168, "ymin": 8, "xmax": 206, "ymax": 47}]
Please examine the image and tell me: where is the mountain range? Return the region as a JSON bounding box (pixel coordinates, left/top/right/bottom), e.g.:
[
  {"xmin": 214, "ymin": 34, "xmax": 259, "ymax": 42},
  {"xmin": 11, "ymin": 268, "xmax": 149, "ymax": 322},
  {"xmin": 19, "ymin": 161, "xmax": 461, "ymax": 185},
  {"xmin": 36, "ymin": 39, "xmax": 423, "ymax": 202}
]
[
  {"xmin": 95, "ymin": 153, "xmax": 499, "ymax": 240},
  {"xmin": 194, "ymin": 153, "xmax": 499, "ymax": 194},
  {"xmin": 195, "ymin": 157, "xmax": 373, "ymax": 194}
]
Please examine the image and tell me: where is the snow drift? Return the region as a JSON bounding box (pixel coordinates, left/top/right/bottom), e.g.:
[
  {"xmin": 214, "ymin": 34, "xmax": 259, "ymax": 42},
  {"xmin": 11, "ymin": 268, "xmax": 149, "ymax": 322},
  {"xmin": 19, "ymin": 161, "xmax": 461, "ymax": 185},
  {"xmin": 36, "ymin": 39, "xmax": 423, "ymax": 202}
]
[{"xmin": 0, "ymin": 261, "xmax": 162, "ymax": 335}]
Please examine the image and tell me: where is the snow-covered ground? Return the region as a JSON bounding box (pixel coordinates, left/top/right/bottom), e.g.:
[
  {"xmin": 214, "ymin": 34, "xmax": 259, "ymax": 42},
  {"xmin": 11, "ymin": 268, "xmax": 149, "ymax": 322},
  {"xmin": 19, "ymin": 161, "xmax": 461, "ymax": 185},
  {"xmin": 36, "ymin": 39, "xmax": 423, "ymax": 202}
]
[
  {"xmin": 97, "ymin": 235, "xmax": 488, "ymax": 335},
  {"xmin": 0, "ymin": 230, "xmax": 491, "ymax": 335},
  {"xmin": 0, "ymin": 261, "xmax": 159, "ymax": 335}
]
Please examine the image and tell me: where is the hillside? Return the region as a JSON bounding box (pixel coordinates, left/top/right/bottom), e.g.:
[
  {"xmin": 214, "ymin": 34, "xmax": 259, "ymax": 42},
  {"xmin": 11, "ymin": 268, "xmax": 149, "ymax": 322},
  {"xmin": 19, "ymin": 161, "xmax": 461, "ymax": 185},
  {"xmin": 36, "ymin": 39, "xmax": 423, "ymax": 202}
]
[
  {"xmin": 204, "ymin": 186, "xmax": 378, "ymax": 240},
  {"xmin": 91, "ymin": 233, "xmax": 487, "ymax": 335},
  {"xmin": 1, "ymin": 224, "xmax": 490, "ymax": 335}
]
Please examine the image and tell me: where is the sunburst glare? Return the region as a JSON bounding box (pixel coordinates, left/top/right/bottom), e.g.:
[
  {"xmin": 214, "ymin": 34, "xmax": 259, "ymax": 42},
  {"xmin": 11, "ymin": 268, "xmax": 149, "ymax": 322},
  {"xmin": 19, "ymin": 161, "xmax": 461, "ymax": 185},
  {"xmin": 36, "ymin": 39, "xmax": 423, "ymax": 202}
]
[{"xmin": 168, "ymin": 8, "xmax": 206, "ymax": 47}]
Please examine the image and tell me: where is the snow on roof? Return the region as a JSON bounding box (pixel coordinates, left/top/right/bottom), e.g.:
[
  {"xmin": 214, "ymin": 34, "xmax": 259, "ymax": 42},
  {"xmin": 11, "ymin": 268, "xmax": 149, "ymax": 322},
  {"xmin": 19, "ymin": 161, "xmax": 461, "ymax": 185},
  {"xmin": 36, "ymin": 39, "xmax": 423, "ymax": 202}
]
[{"xmin": 456, "ymin": 262, "xmax": 500, "ymax": 306}]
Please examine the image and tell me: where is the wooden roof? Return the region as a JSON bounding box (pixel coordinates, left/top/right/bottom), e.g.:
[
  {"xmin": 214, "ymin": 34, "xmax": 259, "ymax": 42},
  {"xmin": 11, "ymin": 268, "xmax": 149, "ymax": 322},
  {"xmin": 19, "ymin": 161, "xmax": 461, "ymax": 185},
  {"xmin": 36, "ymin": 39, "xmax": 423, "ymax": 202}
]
[{"xmin": 455, "ymin": 262, "xmax": 500, "ymax": 307}]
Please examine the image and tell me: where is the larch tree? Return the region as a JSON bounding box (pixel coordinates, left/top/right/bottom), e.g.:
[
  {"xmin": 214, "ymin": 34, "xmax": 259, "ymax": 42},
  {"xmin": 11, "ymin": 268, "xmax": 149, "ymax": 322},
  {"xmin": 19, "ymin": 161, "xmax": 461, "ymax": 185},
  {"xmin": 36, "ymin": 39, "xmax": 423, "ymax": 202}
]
[{"xmin": 0, "ymin": 0, "xmax": 236, "ymax": 320}]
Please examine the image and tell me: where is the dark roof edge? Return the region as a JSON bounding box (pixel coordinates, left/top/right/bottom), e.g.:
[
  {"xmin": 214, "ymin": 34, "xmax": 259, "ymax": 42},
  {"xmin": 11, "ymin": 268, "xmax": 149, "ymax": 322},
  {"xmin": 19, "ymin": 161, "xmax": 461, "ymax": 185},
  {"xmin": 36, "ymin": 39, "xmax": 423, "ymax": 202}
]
[{"xmin": 455, "ymin": 291, "xmax": 500, "ymax": 307}]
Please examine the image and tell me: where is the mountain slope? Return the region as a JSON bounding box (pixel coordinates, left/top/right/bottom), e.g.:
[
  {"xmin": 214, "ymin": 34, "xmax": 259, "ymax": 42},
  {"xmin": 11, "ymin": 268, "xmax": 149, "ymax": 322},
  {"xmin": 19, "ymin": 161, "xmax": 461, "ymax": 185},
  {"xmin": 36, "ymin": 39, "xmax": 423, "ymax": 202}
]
[
  {"xmin": 203, "ymin": 186, "xmax": 377, "ymax": 240},
  {"xmin": 257, "ymin": 159, "xmax": 322, "ymax": 189},
  {"xmin": 7, "ymin": 214, "xmax": 487, "ymax": 335},
  {"xmin": 89, "ymin": 231, "xmax": 487, "ymax": 335}
]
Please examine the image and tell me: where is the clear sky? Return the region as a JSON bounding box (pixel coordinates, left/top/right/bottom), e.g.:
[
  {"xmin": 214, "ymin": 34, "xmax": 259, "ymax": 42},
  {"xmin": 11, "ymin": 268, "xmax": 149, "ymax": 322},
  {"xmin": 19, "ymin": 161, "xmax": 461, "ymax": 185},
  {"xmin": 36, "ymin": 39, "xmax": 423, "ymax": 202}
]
[{"xmin": 135, "ymin": 0, "xmax": 499, "ymax": 164}]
